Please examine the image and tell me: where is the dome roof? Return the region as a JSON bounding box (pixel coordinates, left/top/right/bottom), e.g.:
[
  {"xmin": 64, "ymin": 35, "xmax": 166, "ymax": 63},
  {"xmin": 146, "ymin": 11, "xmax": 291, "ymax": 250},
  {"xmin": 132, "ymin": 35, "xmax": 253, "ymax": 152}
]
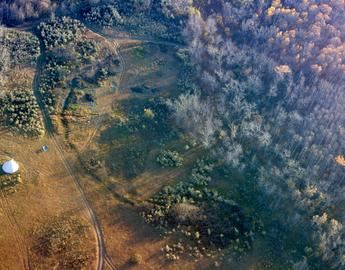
[{"xmin": 2, "ymin": 159, "xmax": 19, "ymax": 174}]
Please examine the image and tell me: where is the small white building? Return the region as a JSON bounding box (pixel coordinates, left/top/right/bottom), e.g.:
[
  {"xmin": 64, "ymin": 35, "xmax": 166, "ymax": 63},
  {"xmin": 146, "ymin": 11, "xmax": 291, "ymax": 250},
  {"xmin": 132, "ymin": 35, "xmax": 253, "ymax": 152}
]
[{"xmin": 2, "ymin": 159, "xmax": 19, "ymax": 174}]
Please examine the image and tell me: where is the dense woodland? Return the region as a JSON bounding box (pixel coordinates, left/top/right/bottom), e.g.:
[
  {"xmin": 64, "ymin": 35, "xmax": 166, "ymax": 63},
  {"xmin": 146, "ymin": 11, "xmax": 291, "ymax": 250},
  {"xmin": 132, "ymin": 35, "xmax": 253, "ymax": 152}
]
[
  {"xmin": 177, "ymin": 1, "xmax": 345, "ymax": 269},
  {"xmin": 1, "ymin": 0, "xmax": 345, "ymax": 269}
]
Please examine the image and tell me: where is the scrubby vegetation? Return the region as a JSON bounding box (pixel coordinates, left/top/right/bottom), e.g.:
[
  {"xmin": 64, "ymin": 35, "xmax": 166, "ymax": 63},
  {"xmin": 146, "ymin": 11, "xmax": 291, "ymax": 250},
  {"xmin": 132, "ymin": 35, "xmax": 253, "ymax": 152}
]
[
  {"xmin": 156, "ymin": 150, "xmax": 183, "ymax": 167},
  {"xmin": 143, "ymin": 159, "xmax": 255, "ymax": 261},
  {"xmin": 129, "ymin": 253, "xmax": 142, "ymax": 265},
  {"xmin": 34, "ymin": 216, "xmax": 91, "ymax": 269},
  {"xmin": 84, "ymin": 4, "xmax": 123, "ymax": 27},
  {"xmin": 1, "ymin": 0, "xmax": 186, "ymax": 41},
  {"xmin": 0, "ymin": 90, "xmax": 44, "ymax": 137},
  {"xmin": 35, "ymin": 17, "xmax": 113, "ymax": 114},
  {"xmin": 0, "ymin": 173, "xmax": 21, "ymax": 192},
  {"xmin": 161, "ymin": 0, "xmax": 191, "ymax": 19},
  {"xmin": 37, "ymin": 17, "xmax": 84, "ymax": 49},
  {"xmin": 0, "ymin": 30, "xmax": 40, "ymax": 68},
  {"xmin": 75, "ymin": 40, "xmax": 98, "ymax": 59},
  {"xmin": 79, "ymin": 1, "xmax": 186, "ymax": 41},
  {"xmin": 38, "ymin": 48, "xmax": 74, "ymax": 112}
]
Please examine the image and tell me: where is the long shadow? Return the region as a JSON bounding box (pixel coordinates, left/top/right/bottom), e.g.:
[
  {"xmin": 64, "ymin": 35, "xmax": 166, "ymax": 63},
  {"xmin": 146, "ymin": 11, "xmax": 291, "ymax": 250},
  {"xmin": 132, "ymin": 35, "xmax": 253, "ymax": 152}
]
[{"xmin": 108, "ymin": 204, "xmax": 161, "ymax": 245}]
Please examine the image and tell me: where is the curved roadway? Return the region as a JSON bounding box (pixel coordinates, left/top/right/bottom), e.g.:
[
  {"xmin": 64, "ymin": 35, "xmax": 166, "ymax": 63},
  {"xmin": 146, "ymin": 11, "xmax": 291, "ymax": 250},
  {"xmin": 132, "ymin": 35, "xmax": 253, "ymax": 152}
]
[{"xmin": 32, "ymin": 30, "xmax": 184, "ymax": 270}]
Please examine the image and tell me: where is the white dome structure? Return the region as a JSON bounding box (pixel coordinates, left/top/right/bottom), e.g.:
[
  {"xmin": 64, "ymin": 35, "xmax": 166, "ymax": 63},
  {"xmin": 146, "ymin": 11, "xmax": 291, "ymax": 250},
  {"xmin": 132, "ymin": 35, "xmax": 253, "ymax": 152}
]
[{"xmin": 2, "ymin": 159, "xmax": 19, "ymax": 174}]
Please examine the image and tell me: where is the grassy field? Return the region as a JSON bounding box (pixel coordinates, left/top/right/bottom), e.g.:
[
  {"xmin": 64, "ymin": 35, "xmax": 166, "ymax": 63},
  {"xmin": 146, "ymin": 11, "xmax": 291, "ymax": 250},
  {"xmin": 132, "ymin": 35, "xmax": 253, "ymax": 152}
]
[
  {"xmin": 0, "ymin": 28, "xmax": 96, "ymax": 269},
  {"xmin": 0, "ymin": 27, "xmax": 208, "ymax": 269},
  {"xmin": 64, "ymin": 42, "xmax": 210, "ymax": 269},
  {"xmin": 0, "ymin": 129, "xmax": 96, "ymax": 269},
  {"xmin": 0, "ymin": 25, "xmax": 284, "ymax": 270}
]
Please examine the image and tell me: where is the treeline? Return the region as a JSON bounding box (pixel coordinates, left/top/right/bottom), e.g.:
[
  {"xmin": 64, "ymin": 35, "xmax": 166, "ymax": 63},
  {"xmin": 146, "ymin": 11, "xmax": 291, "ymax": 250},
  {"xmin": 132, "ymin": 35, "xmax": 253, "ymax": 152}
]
[
  {"xmin": 168, "ymin": 1, "xmax": 345, "ymax": 269},
  {"xmin": 0, "ymin": 90, "xmax": 44, "ymax": 137},
  {"xmin": 0, "ymin": 0, "xmax": 192, "ymax": 26},
  {"xmin": 0, "ymin": 0, "xmax": 54, "ymax": 26},
  {"xmin": 1, "ymin": 0, "xmax": 190, "ymax": 44}
]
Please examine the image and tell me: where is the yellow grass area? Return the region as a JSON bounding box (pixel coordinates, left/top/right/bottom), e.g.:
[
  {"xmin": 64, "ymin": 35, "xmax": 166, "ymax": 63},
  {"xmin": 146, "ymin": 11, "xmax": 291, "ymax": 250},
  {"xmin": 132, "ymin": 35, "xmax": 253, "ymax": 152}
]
[
  {"xmin": 0, "ymin": 34, "xmax": 206, "ymax": 270},
  {"xmin": 1, "ymin": 67, "xmax": 35, "ymax": 93},
  {"xmin": 58, "ymin": 41, "xmax": 213, "ymax": 269},
  {"xmin": 0, "ymin": 129, "xmax": 96, "ymax": 269}
]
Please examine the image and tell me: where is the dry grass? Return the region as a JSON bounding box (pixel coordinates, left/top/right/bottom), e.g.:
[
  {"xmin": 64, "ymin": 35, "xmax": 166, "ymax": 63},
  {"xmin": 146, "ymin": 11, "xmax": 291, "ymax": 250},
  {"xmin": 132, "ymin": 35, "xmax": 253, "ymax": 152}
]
[
  {"xmin": 59, "ymin": 40, "xmax": 211, "ymax": 270},
  {"xmin": 0, "ymin": 34, "xmax": 207, "ymax": 270},
  {"xmin": 0, "ymin": 129, "xmax": 96, "ymax": 269}
]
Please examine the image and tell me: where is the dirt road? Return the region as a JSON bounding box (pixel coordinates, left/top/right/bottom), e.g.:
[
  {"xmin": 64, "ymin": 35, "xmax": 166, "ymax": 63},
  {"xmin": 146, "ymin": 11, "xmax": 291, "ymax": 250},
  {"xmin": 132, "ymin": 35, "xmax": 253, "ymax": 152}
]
[
  {"xmin": 31, "ymin": 26, "xmax": 183, "ymax": 270},
  {"xmin": 32, "ymin": 56, "xmax": 117, "ymax": 270}
]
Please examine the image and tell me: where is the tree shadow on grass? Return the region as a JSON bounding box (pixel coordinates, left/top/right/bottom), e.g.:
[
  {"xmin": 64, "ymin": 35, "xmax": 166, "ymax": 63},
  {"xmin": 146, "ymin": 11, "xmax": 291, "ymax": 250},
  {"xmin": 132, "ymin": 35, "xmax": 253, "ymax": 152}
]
[
  {"xmin": 108, "ymin": 204, "xmax": 161, "ymax": 244},
  {"xmin": 107, "ymin": 204, "xmax": 168, "ymax": 269}
]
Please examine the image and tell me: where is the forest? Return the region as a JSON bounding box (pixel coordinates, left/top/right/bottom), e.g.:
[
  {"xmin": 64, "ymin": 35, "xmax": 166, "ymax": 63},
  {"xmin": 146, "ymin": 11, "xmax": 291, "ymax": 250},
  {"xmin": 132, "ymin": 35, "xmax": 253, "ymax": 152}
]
[
  {"xmin": 1, "ymin": 0, "xmax": 345, "ymax": 269},
  {"xmin": 178, "ymin": 1, "xmax": 345, "ymax": 269}
]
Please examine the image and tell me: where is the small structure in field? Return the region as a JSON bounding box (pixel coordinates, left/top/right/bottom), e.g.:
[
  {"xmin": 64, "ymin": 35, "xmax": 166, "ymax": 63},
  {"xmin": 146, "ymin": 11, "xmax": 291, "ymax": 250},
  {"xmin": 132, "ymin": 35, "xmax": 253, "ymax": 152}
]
[{"xmin": 2, "ymin": 159, "xmax": 19, "ymax": 174}]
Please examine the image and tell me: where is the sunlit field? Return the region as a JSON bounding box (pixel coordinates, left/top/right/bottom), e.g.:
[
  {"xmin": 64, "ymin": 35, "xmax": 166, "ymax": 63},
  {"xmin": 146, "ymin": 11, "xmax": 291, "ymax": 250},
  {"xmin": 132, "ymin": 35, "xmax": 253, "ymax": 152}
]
[{"xmin": 1, "ymin": 1, "xmax": 345, "ymax": 270}]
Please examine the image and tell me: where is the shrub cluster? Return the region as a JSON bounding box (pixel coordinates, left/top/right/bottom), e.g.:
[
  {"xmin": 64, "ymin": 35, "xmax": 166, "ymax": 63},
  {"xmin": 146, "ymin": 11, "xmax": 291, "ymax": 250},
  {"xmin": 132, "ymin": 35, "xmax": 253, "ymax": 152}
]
[
  {"xmin": 39, "ymin": 51, "xmax": 72, "ymax": 112},
  {"xmin": 156, "ymin": 150, "xmax": 183, "ymax": 167},
  {"xmin": 129, "ymin": 253, "xmax": 142, "ymax": 265},
  {"xmin": 75, "ymin": 40, "xmax": 98, "ymax": 58},
  {"xmin": 79, "ymin": 1, "xmax": 184, "ymax": 42},
  {"xmin": 0, "ymin": 30, "xmax": 40, "ymax": 68},
  {"xmin": 37, "ymin": 16, "xmax": 84, "ymax": 49},
  {"xmin": 84, "ymin": 4, "xmax": 123, "ymax": 27},
  {"xmin": 0, "ymin": 90, "xmax": 44, "ymax": 137},
  {"xmin": 121, "ymin": 14, "xmax": 182, "ymax": 42},
  {"xmin": 0, "ymin": 173, "xmax": 21, "ymax": 192},
  {"xmin": 95, "ymin": 68, "xmax": 110, "ymax": 84},
  {"xmin": 60, "ymin": 251, "xmax": 90, "ymax": 270},
  {"xmin": 143, "ymin": 160, "xmax": 255, "ymax": 260},
  {"xmin": 160, "ymin": 0, "xmax": 192, "ymax": 19}
]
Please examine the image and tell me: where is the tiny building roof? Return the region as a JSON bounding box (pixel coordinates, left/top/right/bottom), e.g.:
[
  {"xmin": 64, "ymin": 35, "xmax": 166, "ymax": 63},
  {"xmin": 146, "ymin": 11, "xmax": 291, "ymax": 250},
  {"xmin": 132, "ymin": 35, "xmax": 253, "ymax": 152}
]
[{"xmin": 2, "ymin": 159, "xmax": 19, "ymax": 174}]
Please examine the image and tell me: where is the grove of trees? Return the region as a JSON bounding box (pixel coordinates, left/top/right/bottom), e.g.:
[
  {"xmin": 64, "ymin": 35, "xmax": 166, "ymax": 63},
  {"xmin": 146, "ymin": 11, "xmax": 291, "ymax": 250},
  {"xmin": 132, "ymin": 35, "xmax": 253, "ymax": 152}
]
[
  {"xmin": 0, "ymin": 90, "xmax": 44, "ymax": 136},
  {"xmin": 0, "ymin": 0, "xmax": 54, "ymax": 26}
]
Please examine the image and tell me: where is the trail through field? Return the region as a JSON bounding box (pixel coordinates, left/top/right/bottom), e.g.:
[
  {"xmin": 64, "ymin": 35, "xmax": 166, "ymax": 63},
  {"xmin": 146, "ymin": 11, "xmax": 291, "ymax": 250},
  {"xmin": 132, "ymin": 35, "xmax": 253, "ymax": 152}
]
[
  {"xmin": 32, "ymin": 56, "xmax": 118, "ymax": 270},
  {"xmin": 0, "ymin": 191, "xmax": 31, "ymax": 270},
  {"xmin": 79, "ymin": 40, "xmax": 126, "ymax": 154},
  {"xmin": 79, "ymin": 30, "xmax": 182, "ymax": 154},
  {"xmin": 32, "ymin": 27, "xmax": 183, "ymax": 270}
]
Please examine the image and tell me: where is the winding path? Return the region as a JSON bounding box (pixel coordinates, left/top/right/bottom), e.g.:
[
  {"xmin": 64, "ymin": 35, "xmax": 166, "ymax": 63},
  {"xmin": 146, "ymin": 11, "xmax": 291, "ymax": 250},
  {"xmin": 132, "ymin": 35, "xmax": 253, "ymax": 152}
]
[
  {"xmin": 0, "ymin": 191, "xmax": 31, "ymax": 270},
  {"xmin": 32, "ymin": 56, "xmax": 116, "ymax": 270},
  {"xmin": 32, "ymin": 29, "xmax": 183, "ymax": 270}
]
